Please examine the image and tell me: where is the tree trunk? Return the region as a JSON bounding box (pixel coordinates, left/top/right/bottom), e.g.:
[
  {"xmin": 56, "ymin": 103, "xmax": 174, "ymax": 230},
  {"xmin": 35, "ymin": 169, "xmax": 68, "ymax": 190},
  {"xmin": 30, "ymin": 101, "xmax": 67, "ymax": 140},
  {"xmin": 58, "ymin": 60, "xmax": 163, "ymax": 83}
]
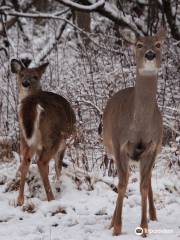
[
  {"xmin": 75, "ymin": 11, "xmax": 91, "ymax": 45},
  {"xmin": 162, "ymin": 0, "xmax": 180, "ymax": 41},
  {"xmin": 34, "ymin": 0, "xmax": 49, "ymax": 25}
]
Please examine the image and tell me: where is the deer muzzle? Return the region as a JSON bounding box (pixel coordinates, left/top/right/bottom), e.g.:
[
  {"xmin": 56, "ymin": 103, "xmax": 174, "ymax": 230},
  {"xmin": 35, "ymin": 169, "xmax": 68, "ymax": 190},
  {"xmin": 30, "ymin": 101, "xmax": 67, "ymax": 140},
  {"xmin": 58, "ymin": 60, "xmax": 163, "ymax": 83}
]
[
  {"xmin": 22, "ymin": 80, "xmax": 30, "ymax": 88},
  {"xmin": 145, "ymin": 50, "xmax": 156, "ymax": 61}
]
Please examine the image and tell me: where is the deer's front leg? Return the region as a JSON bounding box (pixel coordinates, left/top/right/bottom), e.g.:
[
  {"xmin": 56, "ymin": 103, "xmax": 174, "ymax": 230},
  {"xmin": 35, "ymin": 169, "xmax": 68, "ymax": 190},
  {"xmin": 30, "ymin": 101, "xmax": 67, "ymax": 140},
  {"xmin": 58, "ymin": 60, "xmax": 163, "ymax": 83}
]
[
  {"xmin": 111, "ymin": 148, "xmax": 129, "ymax": 236},
  {"xmin": 140, "ymin": 154, "xmax": 156, "ymax": 237},
  {"xmin": 17, "ymin": 145, "xmax": 31, "ymax": 206}
]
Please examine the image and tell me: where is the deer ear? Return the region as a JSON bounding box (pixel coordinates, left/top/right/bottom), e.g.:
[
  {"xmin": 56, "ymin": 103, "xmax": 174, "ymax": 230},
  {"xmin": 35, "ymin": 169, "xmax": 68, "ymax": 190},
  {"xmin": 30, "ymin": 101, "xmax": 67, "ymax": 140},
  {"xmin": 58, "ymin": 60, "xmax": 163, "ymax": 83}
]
[
  {"xmin": 37, "ymin": 62, "xmax": 49, "ymax": 75},
  {"xmin": 122, "ymin": 29, "xmax": 137, "ymax": 44},
  {"xmin": 157, "ymin": 28, "xmax": 166, "ymax": 42},
  {"xmin": 11, "ymin": 59, "xmax": 24, "ymax": 73}
]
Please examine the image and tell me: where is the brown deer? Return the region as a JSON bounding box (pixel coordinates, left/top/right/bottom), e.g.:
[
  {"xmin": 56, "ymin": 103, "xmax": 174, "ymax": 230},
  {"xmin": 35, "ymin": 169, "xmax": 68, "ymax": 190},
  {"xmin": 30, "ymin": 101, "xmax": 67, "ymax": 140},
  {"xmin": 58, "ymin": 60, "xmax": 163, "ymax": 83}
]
[
  {"xmin": 11, "ymin": 59, "xmax": 76, "ymax": 206},
  {"xmin": 102, "ymin": 29, "xmax": 165, "ymax": 237}
]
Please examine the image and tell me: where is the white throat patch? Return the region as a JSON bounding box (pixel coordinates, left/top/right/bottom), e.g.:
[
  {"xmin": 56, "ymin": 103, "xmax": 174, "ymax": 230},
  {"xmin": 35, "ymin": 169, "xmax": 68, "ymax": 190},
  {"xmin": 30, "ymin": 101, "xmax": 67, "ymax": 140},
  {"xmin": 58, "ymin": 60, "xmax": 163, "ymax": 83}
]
[
  {"xmin": 19, "ymin": 87, "xmax": 29, "ymax": 101},
  {"xmin": 139, "ymin": 61, "xmax": 158, "ymax": 76}
]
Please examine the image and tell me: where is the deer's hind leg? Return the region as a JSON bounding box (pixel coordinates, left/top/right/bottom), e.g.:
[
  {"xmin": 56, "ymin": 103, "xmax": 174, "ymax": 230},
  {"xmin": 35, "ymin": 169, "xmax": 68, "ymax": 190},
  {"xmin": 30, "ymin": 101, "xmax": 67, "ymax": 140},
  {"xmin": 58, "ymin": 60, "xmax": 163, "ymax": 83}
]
[
  {"xmin": 55, "ymin": 149, "xmax": 65, "ymax": 181},
  {"xmin": 37, "ymin": 149, "xmax": 55, "ymax": 201},
  {"xmin": 110, "ymin": 144, "xmax": 129, "ymax": 236},
  {"xmin": 55, "ymin": 140, "xmax": 66, "ymax": 192},
  {"xmin": 55, "ymin": 140, "xmax": 66, "ymax": 182}
]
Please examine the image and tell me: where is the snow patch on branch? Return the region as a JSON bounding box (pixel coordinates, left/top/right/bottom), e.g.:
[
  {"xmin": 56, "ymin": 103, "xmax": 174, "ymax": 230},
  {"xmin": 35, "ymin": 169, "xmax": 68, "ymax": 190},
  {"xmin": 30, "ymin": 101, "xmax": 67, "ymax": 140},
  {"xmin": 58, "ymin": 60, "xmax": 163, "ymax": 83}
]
[{"xmin": 57, "ymin": 0, "xmax": 105, "ymax": 11}]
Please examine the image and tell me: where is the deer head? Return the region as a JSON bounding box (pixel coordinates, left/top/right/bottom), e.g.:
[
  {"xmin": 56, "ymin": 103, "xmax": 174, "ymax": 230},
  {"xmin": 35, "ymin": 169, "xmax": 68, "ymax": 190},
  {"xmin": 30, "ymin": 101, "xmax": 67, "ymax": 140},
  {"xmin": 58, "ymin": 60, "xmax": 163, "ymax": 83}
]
[
  {"xmin": 124, "ymin": 29, "xmax": 166, "ymax": 75},
  {"xmin": 11, "ymin": 59, "xmax": 49, "ymax": 99}
]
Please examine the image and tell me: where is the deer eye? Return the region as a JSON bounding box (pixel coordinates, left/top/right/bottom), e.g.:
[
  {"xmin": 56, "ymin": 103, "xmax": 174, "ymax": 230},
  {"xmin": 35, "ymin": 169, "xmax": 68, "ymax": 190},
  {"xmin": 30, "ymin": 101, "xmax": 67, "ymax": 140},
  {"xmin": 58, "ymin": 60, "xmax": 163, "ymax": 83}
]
[
  {"xmin": 137, "ymin": 42, "xmax": 143, "ymax": 48},
  {"xmin": 19, "ymin": 73, "xmax": 24, "ymax": 78},
  {"xmin": 155, "ymin": 42, "xmax": 161, "ymax": 48}
]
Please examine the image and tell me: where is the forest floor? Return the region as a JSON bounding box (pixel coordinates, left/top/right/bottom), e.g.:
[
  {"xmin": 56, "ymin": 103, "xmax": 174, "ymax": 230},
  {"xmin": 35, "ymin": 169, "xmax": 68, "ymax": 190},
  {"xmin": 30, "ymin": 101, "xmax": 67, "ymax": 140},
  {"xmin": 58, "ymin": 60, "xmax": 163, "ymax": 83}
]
[{"xmin": 0, "ymin": 146, "xmax": 179, "ymax": 240}]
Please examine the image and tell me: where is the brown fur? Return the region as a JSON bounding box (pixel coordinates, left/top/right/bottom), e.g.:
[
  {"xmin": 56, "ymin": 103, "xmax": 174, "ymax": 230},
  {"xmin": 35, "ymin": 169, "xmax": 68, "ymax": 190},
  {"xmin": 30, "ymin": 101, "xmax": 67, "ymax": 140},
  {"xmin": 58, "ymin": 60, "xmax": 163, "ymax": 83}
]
[
  {"xmin": 20, "ymin": 91, "xmax": 75, "ymax": 142},
  {"xmin": 102, "ymin": 29, "xmax": 165, "ymax": 237},
  {"xmin": 11, "ymin": 59, "xmax": 76, "ymax": 205}
]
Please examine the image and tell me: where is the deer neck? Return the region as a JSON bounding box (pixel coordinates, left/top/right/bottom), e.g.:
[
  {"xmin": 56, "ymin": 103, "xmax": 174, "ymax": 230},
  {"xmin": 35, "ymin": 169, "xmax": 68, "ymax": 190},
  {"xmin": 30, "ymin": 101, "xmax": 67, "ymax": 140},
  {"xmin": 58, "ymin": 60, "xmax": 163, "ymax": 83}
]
[
  {"xmin": 19, "ymin": 86, "xmax": 42, "ymax": 102},
  {"xmin": 133, "ymin": 70, "xmax": 158, "ymax": 123}
]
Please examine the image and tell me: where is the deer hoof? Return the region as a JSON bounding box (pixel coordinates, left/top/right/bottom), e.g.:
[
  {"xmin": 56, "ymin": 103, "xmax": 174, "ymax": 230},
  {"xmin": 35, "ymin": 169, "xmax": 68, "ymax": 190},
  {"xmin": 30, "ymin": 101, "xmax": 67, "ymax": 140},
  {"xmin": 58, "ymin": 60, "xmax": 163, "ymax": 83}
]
[
  {"xmin": 113, "ymin": 224, "xmax": 122, "ymax": 236},
  {"xmin": 142, "ymin": 231, "xmax": 147, "ymax": 238},
  {"xmin": 150, "ymin": 215, "xmax": 157, "ymax": 221},
  {"xmin": 47, "ymin": 195, "xmax": 55, "ymax": 201},
  {"xmin": 140, "ymin": 225, "xmax": 148, "ymax": 238},
  {"xmin": 17, "ymin": 196, "xmax": 24, "ymax": 206},
  {"xmin": 149, "ymin": 212, "xmax": 157, "ymax": 221}
]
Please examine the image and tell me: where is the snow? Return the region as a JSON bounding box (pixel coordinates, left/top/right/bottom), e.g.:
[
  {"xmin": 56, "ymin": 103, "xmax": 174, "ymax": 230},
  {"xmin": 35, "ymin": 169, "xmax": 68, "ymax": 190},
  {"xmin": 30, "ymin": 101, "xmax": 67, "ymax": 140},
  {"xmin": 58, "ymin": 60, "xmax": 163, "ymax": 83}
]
[
  {"xmin": 0, "ymin": 147, "xmax": 179, "ymax": 240},
  {"xmin": 59, "ymin": 0, "xmax": 105, "ymax": 11},
  {"xmin": 0, "ymin": 3, "xmax": 179, "ymax": 240}
]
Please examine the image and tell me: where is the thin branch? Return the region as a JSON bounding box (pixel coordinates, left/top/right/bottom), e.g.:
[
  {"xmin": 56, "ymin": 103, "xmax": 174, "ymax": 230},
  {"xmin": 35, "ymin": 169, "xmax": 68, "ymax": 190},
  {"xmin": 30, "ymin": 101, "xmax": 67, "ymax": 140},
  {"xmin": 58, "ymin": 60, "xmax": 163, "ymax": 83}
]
[
  {"xmin": 56, "ymin": 0, "xmax": 141, "ymax": 35},
  {"xmin": 163, "ymin": 120, "xmax": 180, "ymax": 136},
  {"xmin": 0, "ymin": 47, "xmax": 8, "ymax": 58},
  {"xmin": 31, "ymin": 13, "xmax": 72, "ymax": 65},
  {"xmin": 161, "ymin": 0, "xmax": 180, "ymax": 40},
  {"xmin": 56, "ymin": 0, "xmax": 105, "ymax": 12},
  {"xmin": 3, "ymin": 10, "xmax": 126, "ymax": 55},
  {"xmin": 78, "ymin": 99, "xmax": 102, "ymax": 116},
  {"xmin": 0, "ymin": 6, "xmax": 12, "ymax": 11},
  {"xmin": 0, "ymin": 0, "xmax": 37, "ymax": 35},
  {"xmin": 54, "ymin": 8, "xmax": 70, "ymax": 16},
  {"xmin": 88, "ymin": 0, "xmax": 141, "ymax": 35}
]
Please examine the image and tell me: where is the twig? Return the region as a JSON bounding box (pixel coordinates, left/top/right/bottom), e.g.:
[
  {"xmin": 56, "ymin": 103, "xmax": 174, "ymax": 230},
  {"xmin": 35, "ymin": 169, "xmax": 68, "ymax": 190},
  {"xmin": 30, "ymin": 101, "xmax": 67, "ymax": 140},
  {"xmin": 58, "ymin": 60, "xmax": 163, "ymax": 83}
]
[
  {"xmin": 163, "ymin": 119, "xmax": 180, "ymax": 135},
  {"xmin": 65, "ymin": 165, "xmax": 118, "ymax": 193},
  {"xmin": 56, "ymin": 0, "xmax": 105, "ymax": 12},
  {"xmin": 78, "ymin": 99, "xmax": 102, "ymax": 116},
  {"xmin": 31, "ymin": 12, "xmax": 72, "ymax": 65},
  {"xmin": 3, "ymin": 10, "xmax": 126, "ymax": 55}
]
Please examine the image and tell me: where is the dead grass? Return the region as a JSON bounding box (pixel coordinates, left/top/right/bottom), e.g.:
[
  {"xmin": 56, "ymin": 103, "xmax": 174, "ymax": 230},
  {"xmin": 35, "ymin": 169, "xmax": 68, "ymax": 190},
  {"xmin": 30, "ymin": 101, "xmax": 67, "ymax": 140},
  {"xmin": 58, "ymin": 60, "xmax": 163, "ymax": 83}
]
[
  {"xmin": 51, "ymin": 207, "xmax": 67, "ymax": 216},
  {"xmin": 22, "ymin": 202, "xmax": 36, "ymax": 213}
]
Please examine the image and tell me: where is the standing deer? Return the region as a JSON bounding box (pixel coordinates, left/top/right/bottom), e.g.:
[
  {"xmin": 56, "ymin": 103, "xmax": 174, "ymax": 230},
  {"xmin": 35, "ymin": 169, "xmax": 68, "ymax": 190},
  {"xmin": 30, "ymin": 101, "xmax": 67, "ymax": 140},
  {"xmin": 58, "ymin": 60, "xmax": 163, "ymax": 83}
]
[
  {"xmin": 102, "ymin": 29, "xmax": 165, "ymax": 237},
  {"xmin": 11, "ymin": 59, "xmax": 76, "ymax": 206}
]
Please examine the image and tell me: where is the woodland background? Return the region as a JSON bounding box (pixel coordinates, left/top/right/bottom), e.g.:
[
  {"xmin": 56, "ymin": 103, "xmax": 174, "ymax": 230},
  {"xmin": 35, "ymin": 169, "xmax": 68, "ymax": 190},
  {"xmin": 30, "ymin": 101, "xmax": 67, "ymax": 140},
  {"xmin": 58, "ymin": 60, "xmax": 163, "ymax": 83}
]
[
  {"xmin": 0, "ymin": 1, "xmax": 179, "ymax": 240},
  {"xmin": 0, "ymin": 0, "xmax": 179, "ymax": 173}
]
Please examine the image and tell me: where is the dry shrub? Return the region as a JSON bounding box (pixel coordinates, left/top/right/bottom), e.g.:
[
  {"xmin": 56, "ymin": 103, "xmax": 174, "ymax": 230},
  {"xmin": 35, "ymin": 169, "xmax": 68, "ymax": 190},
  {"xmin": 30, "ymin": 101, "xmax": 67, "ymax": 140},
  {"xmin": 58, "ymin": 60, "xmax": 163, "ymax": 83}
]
[
  {"xmin": 0, "ymin": 137, "xmax": 16, "ymax": 162},
  {"xmin": 51, "ymin": 207, "xmax": 67, "ymax": 216},
  {"xmin": 22, "ymin": 202, "xmax": 36, "ymax": 213}
]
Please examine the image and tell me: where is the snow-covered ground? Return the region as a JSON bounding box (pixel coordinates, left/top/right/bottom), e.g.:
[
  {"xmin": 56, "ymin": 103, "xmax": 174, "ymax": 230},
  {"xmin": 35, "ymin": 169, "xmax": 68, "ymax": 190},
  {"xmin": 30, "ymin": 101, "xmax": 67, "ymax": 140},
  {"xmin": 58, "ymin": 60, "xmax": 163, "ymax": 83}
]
[
  {"xmin": 0, "ymin": 146, "xmax": 179, "ymax": 240},
  {"xmin": 0, "ymin": 2, "xmax": 179, "ymax": 240}
]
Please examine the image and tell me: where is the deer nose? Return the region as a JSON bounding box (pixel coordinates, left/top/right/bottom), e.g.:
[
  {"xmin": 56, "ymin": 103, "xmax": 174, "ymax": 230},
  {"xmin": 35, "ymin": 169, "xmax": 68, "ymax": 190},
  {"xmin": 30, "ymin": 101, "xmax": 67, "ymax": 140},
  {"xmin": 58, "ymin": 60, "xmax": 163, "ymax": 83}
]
[
  {"xmin": 22, "ymin": 80, "xmax": 30, "ymax": 88},
  {"xmin": 145, "ymin": 51, "xmax": 156, "ymax": 61}
]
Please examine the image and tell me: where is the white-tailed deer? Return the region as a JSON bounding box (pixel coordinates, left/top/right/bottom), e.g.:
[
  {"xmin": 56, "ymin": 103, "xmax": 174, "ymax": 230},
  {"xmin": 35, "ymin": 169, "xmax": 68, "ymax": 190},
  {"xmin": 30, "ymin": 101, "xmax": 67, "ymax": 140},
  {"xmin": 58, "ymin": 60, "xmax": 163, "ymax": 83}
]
[
  {"xmin": 102, "ymin": 29, "xmax": 165, "ymax": 237},
  {"xmin": 11, "ymin": 59, "xmax": 76, "ymax": 206}
]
